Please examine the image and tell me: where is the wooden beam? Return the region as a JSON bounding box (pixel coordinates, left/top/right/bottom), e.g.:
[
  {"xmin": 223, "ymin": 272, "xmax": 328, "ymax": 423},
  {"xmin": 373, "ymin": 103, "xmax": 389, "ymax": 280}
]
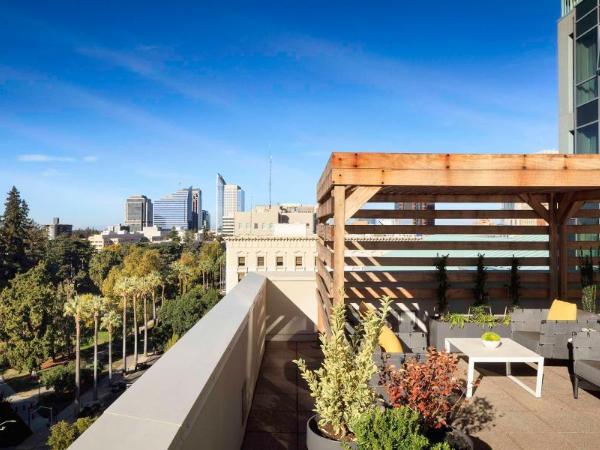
[
  {"xmin": 345, "ymin": 270, "xmax": 551, "ymax": 284},
  {"xmin": 371, "ymin": 194, "xmax": 523, "ymax": 203},
  {"xmin": 317, "ymin": 239, "xmax": 334, "ymax": 269},
  {"xmin": 345, "ymin": 224, "xmax": 549, "ymax": 235},
  {"xmin": 352, "ymin": 209, "xmax": 541, "ymax": 220},
  {"xmin": 571, "ymin": 189, "xmax": 600, "ymax": 202},
  {"xmin": 548, "ymin": 193, "xmax": 559, "ymax": 300},
  {"xmin": 343, "ymin": 240, "xmax": 549, "ymax": 251},
  {"xmin": 344, "ymin": 256, "xmax": 549, "ymax": 267},
  {"xmin": 559, "ymin": 200, "xmax": 584, "ymax": 225},
  {"xmin": 518, "ymin": 194, "xmax": 549, "ymax": 223},
  {"xmin": 317, "ymin": 196, "xmax": 333, "ymax": 220},
  {"xmin": 332, "ymin": 168, "xmax": 600, "ymax": 189},
  {"xmin": 330, "ymin": 152, "xmax": 600, "ymax": 171},
  {"xmin": 344, "ymin": 187, "xmax": 381, "ymax": 221},
  {"xmin": 333, "ymin": 185, "xmax": 345, "ymax": 306}
]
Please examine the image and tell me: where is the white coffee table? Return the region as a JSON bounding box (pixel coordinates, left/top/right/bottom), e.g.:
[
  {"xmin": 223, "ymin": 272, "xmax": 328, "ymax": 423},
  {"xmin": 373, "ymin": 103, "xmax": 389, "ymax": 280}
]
[{"xmin": 444, "ymin": 337, "xmax": 544, "ymax": 398}]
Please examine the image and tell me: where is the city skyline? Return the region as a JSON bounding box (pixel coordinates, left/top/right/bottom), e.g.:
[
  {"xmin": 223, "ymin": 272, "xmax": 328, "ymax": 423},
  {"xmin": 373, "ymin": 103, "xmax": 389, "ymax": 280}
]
[{"xmin": 0, "ymin": 1, "xmax": 560, "ymax": 228}]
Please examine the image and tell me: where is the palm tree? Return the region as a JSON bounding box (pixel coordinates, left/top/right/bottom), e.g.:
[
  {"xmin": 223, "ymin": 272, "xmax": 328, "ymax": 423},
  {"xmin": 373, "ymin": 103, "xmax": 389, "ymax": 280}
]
[
  {"xmin": 114, "ymin": 277, "xmax": 134, "ymax": 374},
  {"xmin": 82, "ymin": 294, "xmax": 104, "ymax": 401},
  {"xmin": 100, "ymin": 307, "xmax": 120, "ymax": 385},
  {"xmin": 129, "ymin": 276, "xmax": 143, "ymax": 370},
  {"xmin": 63, "ymin": 293, "xmax": 87, "ymax": 415},
  {"xmin": 139, "ymin": 275, "xmax": 154, "ymax": 358},
  {"xmin": 146, "ymin": 271, "xmax": 162, "ymax": 324}
]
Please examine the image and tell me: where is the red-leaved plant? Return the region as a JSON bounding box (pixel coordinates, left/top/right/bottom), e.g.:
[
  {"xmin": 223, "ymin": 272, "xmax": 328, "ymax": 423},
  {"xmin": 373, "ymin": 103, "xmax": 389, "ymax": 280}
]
[{"xmin": 380, "ymin": 347, "xmax": 465, "ymax": 430}]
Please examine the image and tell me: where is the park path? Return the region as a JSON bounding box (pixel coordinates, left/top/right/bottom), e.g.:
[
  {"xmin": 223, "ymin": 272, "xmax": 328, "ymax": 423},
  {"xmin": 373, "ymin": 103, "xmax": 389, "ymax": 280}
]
[{"xmin": 13, "ymin": 353, "xmax": 160, "ymax": 449}]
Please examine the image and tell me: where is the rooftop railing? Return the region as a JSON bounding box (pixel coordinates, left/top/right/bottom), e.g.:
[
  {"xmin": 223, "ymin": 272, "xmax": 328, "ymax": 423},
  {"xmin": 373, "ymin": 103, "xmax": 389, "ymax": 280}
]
[{"xmin": 70, "ymin": 271, "xmax": 317, "ymax": 449}]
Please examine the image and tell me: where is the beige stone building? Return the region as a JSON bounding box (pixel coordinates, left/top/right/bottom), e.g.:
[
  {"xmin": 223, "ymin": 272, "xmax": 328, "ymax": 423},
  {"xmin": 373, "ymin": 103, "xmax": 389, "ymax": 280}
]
[
  {"xmin": 233, "ymin": 204, "xmax": 316, "ymax": 237},
  {"xmin": 224, "ymin": 235, "xmax": 317, "ymax": 292}
]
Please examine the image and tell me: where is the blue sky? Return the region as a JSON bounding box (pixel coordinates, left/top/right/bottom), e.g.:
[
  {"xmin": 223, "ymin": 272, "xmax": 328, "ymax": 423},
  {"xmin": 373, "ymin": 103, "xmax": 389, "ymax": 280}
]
[{"xmin": 0, "ymin": 1, "xmax": 560, "ymax": 228}]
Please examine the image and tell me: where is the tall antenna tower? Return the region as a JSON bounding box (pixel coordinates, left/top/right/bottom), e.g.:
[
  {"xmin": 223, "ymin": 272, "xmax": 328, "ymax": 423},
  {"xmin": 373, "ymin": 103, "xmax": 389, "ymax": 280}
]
[{"xmin": 268, "ymin": 152, "xmax": 272, "ymax": 208}]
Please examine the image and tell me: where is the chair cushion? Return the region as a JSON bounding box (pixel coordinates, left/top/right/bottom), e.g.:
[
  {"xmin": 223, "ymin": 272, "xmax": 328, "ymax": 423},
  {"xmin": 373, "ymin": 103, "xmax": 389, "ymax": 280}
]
[
  {"xmin": 575, "ymin": 360, "xmax": 600, "ymax": 387},
  {"xmin": 512, "ymin": 331, "xmax": 541, "ymax": 352},
  {"xmin": 546, "ymin": 299, "xmax": 577, "ymax": 321},
  {"xmin": 379, "ymin": 325, "xmax": 404, "ymax": 353}
]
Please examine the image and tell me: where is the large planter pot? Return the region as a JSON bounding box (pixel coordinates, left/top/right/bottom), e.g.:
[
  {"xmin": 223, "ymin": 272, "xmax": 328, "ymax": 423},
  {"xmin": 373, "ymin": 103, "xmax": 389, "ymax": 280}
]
[
  {"xmin": 306, "ymin": 415, "xmax": 357, "ymax": 450},
  {"xmin": 427, "ymin": 427, "xmax": 474, "ymax": 450},
  {"xmin": 429, "ymin": 319, "xmax": 511, "ymax": 350}
]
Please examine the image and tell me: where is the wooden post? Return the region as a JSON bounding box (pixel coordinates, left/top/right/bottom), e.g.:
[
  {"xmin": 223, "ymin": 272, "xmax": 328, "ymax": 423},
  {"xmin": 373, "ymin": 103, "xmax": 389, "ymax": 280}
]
[
  {"xmin": 548, "ymin": 193, "xmax": 559, "ymax": 301},
  {"xmin": 333, "ymin": 185, "xmax": 346, "ymax": 305},
  {"xmin": 559, "ymin": 222, "xmax": 568, "ymax": 299}
]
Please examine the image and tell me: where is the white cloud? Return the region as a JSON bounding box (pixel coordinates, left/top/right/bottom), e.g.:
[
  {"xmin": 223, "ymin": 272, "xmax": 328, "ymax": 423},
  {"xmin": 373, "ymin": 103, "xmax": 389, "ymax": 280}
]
[
  {"xmin": 17, "ymin": 153, "xmax": 99, "ymax": 163},
  {"xmin": 18, "ymin": 154, "xmax": 76, "ymax": 163}
]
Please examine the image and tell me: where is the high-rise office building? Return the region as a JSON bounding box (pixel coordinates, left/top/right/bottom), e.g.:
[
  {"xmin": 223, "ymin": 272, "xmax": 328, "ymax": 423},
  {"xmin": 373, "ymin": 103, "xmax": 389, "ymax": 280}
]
[
  {"xmin": 215, "ymin": 173, "xmax": 245, "ymax": 234},
  {"xmin": 153, "ymin": 188, "xmax": 193, "ymax": 230},
  {"xmin": 216, "ymin": 174, "xmax": 226, "ymax": 232},
  {"xmin": 559, "ymin": 0, "xmax": 600, "ymax": 154},
  {"xmin": 46, "ymin": 217, "xmax": 73, "ymax": 240},
  {"xmin": 125, "ymin": 195, "xmax": 153, "ymax": 232},
  {"xmin": 393, "ymin": 202, "xmax": 435, "ymax": 226},
  {"xmin": 201, "ymin": 210, "xmax": 211, "ymax": 230},
  {"xmin": 191, "ymin": 188, "xmax": 202, "ymax": 231}
]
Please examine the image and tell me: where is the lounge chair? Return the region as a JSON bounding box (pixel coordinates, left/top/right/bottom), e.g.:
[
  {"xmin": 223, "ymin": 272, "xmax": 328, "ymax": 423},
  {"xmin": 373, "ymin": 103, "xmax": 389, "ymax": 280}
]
[
  {"xmin": 511, "ymin": 306, "xmax": 599, "ymax": 360},
  {"xmin": 572, "ymin": 330, "xmax": 600, "ymax": 399}
]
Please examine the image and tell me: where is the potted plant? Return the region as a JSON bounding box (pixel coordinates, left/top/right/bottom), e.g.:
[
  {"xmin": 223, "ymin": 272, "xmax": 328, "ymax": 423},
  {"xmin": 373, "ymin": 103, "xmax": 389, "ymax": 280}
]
[
  {"xmin": 428, "ymin": 305, "xmax": 511, "ymax": 350},
  {"xmin": 295, "ymin": 297, "xmax": 391, "ymax": 449},
  {"xmin": 481, "ymin": 331, "xmax": 501, "ymax": 349},
  {"xmin": 351, "ymin": 406, "xmax": 451, "ymax": 450},
  {"xmin": 380, "ymin": 348, "xmax": 474, "ymax": 450}
]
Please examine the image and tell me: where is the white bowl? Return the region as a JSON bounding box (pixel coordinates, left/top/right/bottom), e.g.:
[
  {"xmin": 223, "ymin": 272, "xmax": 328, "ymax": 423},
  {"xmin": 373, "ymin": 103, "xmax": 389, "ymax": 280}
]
[{"xmin": 482, "ymin": 339, "xmax": 501, "ymax": 349}]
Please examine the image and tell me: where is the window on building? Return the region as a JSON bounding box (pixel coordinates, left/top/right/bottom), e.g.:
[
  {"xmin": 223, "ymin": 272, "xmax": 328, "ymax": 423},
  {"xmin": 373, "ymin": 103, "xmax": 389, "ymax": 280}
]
[
  {"xmin": 577, "ymin": 123, "xmax": 599, "ymax": 153},
  {"xmin": 238, "ymin": 256, "xmax": 246, "ymax": 267},
  {"xmin": 257, "ymin": 256, "xmax": 265, "ymax": 267},
  {"xmin": 276, "ymin": 256, "xmax": 284, "ymax": 267},
  {"xmin": 295, "ymin": 256, "xmax": 303, "ymax": 267},
  {"xmin": 576, "ymin": 29, "xmax": 597, "ymax": 84},
  {"xmin": 254, "ymin": 223, "xmax": 258, "ymax": 229}
]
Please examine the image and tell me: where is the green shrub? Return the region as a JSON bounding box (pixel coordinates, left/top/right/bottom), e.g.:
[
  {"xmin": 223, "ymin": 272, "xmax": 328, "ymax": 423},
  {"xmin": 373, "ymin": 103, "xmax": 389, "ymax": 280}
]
[
  {"xmin": 481, "ymin": 331, "xmax": 501, "ymax": 342},
  {"xmin": 295, "ymin": 296, "xmax": 391, "ymax": 441},
  {"xmin": 47, "ymin": 421, "xmax": 76, "ymax": 450},
  {"xmin": 582, "ymin": 285, "xmax": 597, "ymax": 313},
  {"xmin": 47, "ymin": 417, "xmax": 96, "ymax": 450},
  {"xmin": 352, "ymin": 407, "xmax": 430, "ymax": 450},
  {"xmin": 40, "ymin": 363, "xmax": 93, "ymax": 396},
  {"xmin": 165, "ymin": 334, "xmax": 179, "ymax": 352}
]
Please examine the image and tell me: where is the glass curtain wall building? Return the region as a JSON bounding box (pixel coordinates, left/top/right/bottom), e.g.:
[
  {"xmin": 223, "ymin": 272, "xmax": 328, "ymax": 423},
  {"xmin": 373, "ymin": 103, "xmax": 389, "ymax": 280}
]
[
  {"xmin": 559, "ymin": 0, "xmax": 600, "ymax": 243},
  {"xmin": 216, "ymin": 174, "xmax": 226, "ymax": 232},
  {"xmin": 153, "ymin": 188, "xmax": 193, "ymax": 230},
  {"xmin": 559, "ymin": 0, "xmax": 600, "ymax": 154}
]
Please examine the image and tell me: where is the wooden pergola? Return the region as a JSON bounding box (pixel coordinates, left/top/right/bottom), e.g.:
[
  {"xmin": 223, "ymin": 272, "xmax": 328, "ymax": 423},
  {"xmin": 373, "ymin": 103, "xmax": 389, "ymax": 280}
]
[{"xmin": 316, "ymin": 152, "xmax": 600, "ymax": 331}]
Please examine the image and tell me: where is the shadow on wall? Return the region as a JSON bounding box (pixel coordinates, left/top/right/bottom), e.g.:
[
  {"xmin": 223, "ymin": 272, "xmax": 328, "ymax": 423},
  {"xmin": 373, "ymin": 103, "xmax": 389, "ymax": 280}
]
[{"xmin": 266, "ymin": 275, "xmax": 318, "ymax": 341}]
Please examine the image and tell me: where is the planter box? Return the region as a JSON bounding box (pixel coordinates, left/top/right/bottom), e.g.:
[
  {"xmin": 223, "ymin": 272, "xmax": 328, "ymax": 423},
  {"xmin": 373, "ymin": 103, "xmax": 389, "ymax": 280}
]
[
  {"xmin": 306, "ymin": 415, "xmax": 357, "ymax": 450},
  {"xmin": 429, "ymin": 318, "xmax": 511, "ymax": 350}
]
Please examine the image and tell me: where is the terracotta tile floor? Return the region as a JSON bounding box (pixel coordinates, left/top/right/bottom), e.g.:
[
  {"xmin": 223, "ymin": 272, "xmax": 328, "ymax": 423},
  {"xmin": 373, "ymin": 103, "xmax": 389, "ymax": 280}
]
[{"xmin": 242, "ymin": 342, "xmax": 600, "ymax": 450}]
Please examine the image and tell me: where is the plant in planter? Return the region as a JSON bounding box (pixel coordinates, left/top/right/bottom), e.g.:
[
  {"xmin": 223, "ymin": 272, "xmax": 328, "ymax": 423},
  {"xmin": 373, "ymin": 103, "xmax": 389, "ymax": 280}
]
[
  {"xmin": 380, "ymin": 348, "xmax": 472, "ymax": 449},
  {"xmin": 381, "ymin": 348, "xmax": 464, "ymax": 431},
  {"xmin": 351, "ymin": 406, "xmax": 451, "ymax": 450},
  {"xmin": 582, "ymin": 285, "xmax": 597, "ymax": 314},
  {"xmin": 508, "ymin": 256, "xmax": 520, "ymax": 307},
  {"xmin": 481, "ymin": 331, "xmax": 501, "ymax": 349},
  {"xmin": 578, "ymin": 247, "xmax": 595, "ymax": 289},
  {"xmin": 435, "ymin": 255, "xmax": 450, "ymax": 315},
  {"xmin": 472, "ymin": 254, "xmax": 488, "ymax": 306},
  {"xmin": 295, "ymin": 296, "xmax": 392, "ymax": 444}
]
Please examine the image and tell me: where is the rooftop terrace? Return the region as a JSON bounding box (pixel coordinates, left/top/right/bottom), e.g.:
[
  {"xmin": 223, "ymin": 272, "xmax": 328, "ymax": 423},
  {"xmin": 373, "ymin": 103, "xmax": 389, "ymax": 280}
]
[{"xmin": 72, "ymin": 152, "xmax": 600, "ymax": 450}]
